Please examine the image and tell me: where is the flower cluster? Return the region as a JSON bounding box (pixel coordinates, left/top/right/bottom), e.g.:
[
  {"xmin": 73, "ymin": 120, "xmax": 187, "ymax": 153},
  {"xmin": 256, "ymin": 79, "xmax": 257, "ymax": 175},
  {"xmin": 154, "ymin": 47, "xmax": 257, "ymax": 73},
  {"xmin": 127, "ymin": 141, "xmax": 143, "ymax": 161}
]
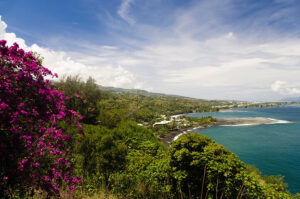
[{"xmin": 0, "ymin": 40, "xmax": 83, "ymax": 196}]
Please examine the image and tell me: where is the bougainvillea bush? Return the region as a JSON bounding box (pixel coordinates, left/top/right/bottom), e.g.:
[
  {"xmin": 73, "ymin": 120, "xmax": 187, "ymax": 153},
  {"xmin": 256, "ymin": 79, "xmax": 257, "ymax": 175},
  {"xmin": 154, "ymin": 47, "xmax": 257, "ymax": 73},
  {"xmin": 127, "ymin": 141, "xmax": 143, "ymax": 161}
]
[{"xmin": 0, "ymin": 40, "xmax": 83, "ymax": 197}]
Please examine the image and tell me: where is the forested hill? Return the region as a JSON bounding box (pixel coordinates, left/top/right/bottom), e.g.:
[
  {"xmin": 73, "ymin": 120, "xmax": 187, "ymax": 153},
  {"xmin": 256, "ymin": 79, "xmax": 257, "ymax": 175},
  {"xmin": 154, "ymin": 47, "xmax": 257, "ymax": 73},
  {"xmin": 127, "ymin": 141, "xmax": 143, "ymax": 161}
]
[
  {"xmin": 98, "ymin": 83, "xmax": 293, "ymax": 111},
  {"xmin": 98, "ymin": 84, "xmax": 203, "ymax": 99},
  {"xmin": 97, "ymin": 85, "xmax": 161, "ymax": 96},
  {"xmin": 97, "ymin": 84, "xmax": 228, "ymax": 104},
  {"xmin": 51, "ymin": 76, "xmax": 298, "ymax": 198},
  {"xmin": 55, "ymin": 76, "xmax": 225, "ymax": 125}
]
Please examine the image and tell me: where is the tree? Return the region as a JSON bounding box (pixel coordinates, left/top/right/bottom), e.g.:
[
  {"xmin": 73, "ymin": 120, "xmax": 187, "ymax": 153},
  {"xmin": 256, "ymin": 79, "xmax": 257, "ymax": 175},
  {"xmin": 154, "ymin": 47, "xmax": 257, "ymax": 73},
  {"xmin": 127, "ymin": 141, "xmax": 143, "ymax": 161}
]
[
  {"xmin": 78, "ymin": 125, "xmax": 128, "ymax": 184},
  {"xmin": 169, "ymin": 133, "xmax": 264, "ymax": 199},
  {"xmin": 0, "ymin": 41, "xmax": 82, "ymax": 197},
  {"xmin": 55, "ymin": 75, "xmax": 101, "ymax": 124}
]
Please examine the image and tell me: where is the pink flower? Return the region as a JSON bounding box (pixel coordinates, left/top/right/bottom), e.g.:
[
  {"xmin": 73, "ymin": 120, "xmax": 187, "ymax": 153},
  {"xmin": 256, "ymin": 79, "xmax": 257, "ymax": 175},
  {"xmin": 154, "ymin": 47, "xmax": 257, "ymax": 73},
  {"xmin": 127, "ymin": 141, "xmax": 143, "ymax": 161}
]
[
  {"xmin": 0, "ymin": 40, "xmax": 83, "ymax": 195},
  {"xmin": 45, "ymin": 176, "xmax": 51, "ymax": 181},
  {"xmin": 0, "ymin": 102, "xmax": 9, "ymax": 110},
  {"xmin": 69, "ymin": 185, "xmax": 76, "ymax": 195},
  {"xmin": 74, "ymin": 93, "xmax": 80, "ymax": 98},
  {"xmin": 20, "ymin": 110, "xmax": 28, "ymax": 114}
]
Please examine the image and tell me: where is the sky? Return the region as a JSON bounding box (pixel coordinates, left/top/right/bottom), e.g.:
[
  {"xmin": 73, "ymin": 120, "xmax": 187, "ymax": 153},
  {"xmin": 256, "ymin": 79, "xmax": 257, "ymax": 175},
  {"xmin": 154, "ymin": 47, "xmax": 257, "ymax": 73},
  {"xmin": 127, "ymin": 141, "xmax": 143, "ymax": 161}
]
[{"xmin": 1, "ymin": 0, "xmax": 300, "ymax": 101}]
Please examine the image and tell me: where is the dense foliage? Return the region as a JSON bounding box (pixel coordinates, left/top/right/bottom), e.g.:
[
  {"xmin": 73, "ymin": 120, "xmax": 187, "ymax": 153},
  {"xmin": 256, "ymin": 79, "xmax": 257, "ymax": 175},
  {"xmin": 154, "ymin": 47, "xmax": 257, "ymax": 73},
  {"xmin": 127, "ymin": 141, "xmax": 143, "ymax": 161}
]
[
  {"xmin": 57, "ymin": 78, "xmax": 298, "ymax": 198},
  {"xmin": 0, "ymin": 41, "xmax": 82, "ymax": 197},
  {"xmin": 71, "ymin": 126, "xmax": 297, "ymax": 198}
]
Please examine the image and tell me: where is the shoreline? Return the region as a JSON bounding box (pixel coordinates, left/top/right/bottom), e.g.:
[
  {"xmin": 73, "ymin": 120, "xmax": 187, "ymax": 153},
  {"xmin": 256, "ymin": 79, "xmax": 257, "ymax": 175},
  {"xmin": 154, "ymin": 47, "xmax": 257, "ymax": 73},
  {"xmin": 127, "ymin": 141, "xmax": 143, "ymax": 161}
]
[
  {"xmin": 160, "ymin": 117, "xmax": 292, "ymax": 147},
  {"xmin": 160, "ymin": 122, "xmax": 222, "ymax": 147}
]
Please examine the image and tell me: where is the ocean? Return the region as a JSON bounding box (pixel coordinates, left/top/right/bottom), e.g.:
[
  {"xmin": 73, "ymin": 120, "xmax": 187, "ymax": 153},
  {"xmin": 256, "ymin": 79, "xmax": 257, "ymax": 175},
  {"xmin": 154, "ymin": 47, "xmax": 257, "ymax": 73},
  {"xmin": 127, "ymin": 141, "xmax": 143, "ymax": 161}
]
[{"xmin": 187, "ymin": 104, "xmax": 300, "ymax": 194}]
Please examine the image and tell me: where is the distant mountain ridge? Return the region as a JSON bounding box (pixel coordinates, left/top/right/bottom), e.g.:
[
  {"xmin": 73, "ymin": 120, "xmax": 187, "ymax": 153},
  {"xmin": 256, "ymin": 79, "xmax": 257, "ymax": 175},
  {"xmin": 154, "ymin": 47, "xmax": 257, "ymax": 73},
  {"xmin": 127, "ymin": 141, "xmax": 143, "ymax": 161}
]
[
  {"xmin": 96, "ymin": 85, "xmax": 263, "ymax": 104},
  {"xmin": 97, "ymin": 85, "xmax": 209, "ymax": 100},
  {"xmin": 97, "ymin": 85, "xmax": 160, "ymax": 95}
]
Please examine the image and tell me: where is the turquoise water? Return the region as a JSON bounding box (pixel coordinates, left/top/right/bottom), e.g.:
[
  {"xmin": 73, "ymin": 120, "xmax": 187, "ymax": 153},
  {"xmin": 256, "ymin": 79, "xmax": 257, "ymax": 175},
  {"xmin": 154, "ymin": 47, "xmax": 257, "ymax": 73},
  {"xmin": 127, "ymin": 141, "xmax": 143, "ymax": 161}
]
[{"xmin": 188, "ymin": 105, "xmax": 300, "ymax": 193}]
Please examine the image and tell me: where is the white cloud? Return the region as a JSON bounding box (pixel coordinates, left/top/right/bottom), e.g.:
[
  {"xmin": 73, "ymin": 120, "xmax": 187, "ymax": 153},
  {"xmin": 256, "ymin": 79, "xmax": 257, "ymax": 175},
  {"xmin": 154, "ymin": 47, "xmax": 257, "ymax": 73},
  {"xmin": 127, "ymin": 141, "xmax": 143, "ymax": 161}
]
[
  {"xmin": 271, "ymin": 81, "xmax": 300, "ymax": 95},
  {"xmin": 0, "ymin": 16, "xmax": 146, "ymax": 89},
  {"xmin": 111, "ymin": 30, "xmax": 300, "ymax": 100},
  {"xmin": 67, "ymin": 28, "xmax": 300, "ymax": 101},
  {"xmin": 118, "ymin": 0, "xmax": 135, "ymax": 24},
  {"xmin": 0, "ymin": 16, "xmax": 27, "ymax": 49}
]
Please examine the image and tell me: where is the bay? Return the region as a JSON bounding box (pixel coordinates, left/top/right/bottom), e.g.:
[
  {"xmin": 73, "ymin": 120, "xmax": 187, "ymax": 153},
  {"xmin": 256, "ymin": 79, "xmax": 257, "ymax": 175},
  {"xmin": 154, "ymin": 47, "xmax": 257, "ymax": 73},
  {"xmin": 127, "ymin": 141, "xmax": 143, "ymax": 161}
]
[{"xmin": 187, "ymin": 105, "xmax": 300, "ymax": 193}]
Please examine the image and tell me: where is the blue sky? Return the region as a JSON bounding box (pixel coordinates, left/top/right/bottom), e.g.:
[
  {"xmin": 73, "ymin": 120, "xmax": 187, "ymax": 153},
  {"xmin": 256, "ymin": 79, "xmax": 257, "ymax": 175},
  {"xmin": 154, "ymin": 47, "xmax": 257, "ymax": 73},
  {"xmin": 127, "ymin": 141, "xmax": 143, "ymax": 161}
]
[{"xmin": 1, "ymin": 0, "xmax": 300, "ymax": 101}]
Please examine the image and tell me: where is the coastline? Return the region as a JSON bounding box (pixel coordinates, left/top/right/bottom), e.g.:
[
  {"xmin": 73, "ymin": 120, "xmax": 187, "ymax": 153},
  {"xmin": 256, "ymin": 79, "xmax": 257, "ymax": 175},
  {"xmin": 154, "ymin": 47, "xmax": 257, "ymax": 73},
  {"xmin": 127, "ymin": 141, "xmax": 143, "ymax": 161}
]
[
  {"xmin": 160, "ymin": 117, "xmax": 292, "ymax": 147},
  {"xmin": 160, "ymin": 123, "xmax": 222, "ymax": 147}
]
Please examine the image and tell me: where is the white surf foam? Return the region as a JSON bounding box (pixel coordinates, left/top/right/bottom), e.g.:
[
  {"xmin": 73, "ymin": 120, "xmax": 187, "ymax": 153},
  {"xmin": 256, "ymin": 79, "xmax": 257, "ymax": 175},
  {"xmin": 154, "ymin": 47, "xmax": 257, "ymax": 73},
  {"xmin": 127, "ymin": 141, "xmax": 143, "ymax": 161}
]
[
  {"xmin": 265, "ymin": 118, "xmax": 291, "ymax": 124},
  {"xmin": 173, "ymin": 132, "xmax": 187, "ymax": 141},
  {"xmin": 219, "ymin": 109, "xmax": 248, "ymax": 113},
  {"xmin": 173, "ymin": 126, "xmax": 204, "ymax": 141},
  {"xmin": 221, "ymin": 117, "xmax": 291, "ymax": 127},
  {"xmin": 221, "ymin": 123, "xmax": 259, "ymax": 127}
]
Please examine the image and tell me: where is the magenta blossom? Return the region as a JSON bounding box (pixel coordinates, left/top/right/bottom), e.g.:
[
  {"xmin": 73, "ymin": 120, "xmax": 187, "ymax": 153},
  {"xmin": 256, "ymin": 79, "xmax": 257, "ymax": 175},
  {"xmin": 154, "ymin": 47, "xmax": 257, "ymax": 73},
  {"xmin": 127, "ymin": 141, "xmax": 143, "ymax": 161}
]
[{"xmin": 0, "ymin": 40, "xmax": 83, "ymax": 197}]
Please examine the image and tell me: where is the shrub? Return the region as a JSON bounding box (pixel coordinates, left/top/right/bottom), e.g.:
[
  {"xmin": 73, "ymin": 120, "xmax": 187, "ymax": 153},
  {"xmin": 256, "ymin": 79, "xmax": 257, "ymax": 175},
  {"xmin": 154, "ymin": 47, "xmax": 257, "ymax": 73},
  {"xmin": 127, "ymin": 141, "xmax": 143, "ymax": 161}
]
[{"xmin": 0, "ymin": 41, "xmax": 82, "ymax": 197}]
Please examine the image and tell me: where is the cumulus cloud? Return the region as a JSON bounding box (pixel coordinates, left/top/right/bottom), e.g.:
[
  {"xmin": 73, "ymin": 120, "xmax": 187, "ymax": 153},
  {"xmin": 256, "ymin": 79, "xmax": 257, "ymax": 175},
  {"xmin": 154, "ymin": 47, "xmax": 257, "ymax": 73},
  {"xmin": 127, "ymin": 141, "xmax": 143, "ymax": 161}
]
[
  {"xmin": 271, "ymin": 81, "xmax": 300, "ymax": 95},
  {"xmin": 109, "ymin": 30, "xmax": 300, "ymax": 100},
  {"xmin": 0, "ymin": 16, "xmax": 27, "ymax": 48},
  {"xmin": 118, "ymin": 0, "xmax": 135, "ymax": 24},
  {"xmin": 0, "ymin": 16, "xmax": 146, "ymax": 89},
  {"xmin": 67, "ymin": 27, "xmax": 300, "ymax": 101}
]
